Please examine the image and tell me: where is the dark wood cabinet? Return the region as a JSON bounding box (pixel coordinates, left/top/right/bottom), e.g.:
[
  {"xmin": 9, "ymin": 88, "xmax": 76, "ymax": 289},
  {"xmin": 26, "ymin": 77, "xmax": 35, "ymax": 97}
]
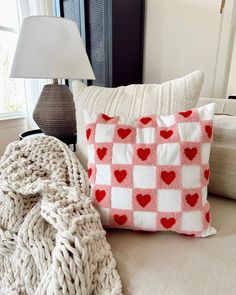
[{"xmin": 59, "ymin": 0, "xmax": 144, "ymax": 87}]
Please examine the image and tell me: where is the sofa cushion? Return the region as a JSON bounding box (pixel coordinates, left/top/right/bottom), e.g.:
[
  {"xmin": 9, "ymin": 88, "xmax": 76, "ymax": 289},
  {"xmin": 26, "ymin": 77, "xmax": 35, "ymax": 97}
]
[
  {"xmin": 85, "ymin": 104, "xmax": 216, "ymax": 237},
  {"xmin": 209, "ymin": 143, "xmax": 236, "ymax": 199},
  {"xmin": 197, "ymin": 98, "xmax": 236, "ymax": 200},
  {"xmin": 106, "ymin": 195, "xmax": 236, "ymax": 295},
  {"xmin": 73, "ymin": 71, "xmax": 204, "ymax": 168}
]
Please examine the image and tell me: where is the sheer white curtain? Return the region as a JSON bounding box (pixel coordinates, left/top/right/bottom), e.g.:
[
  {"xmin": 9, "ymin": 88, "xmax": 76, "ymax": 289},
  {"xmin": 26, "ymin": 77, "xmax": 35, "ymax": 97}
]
[{"xmin": 17, "ymin": 0, "xmax": 54, "ymax": 129}]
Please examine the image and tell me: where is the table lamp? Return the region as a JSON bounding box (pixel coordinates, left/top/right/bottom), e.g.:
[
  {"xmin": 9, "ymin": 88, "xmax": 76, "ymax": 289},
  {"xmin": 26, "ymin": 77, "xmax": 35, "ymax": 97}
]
[{"xmin": 10, "ymin": 16, "xmax": 95, "ymax": 141}]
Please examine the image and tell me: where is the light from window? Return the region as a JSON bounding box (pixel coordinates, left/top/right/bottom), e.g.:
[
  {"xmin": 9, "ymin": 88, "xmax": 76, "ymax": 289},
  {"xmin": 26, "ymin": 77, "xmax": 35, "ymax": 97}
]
[{"xmin": 0, "ymin": 0, "xmax": 26, "ymax": 117}]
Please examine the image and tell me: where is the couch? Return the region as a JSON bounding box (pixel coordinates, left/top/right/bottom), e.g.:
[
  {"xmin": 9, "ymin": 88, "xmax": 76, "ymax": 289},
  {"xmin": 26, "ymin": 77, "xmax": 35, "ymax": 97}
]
[{"xmin": 105, "ymin": 97, "xmax": 236, "ymax": 295}]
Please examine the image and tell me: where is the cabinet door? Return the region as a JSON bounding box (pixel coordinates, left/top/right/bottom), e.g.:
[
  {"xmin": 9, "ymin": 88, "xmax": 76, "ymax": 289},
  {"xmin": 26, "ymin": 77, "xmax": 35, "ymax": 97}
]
[{"xmin": 144, "ymin": 0, "xmax": 235, "ymax": 98}]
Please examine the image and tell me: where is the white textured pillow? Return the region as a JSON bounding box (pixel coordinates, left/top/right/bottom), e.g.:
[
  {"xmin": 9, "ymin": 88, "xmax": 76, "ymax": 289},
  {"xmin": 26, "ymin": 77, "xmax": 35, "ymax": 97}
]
[{"xmin": 72, "ymin": 71, "xmax": 204, "ymax": 168}]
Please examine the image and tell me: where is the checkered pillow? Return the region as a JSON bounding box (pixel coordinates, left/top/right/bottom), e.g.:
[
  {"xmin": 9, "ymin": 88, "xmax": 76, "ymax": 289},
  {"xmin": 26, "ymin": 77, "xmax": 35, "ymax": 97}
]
[{"xmin": 84, "ymin": 103, "xmax": 217, "ymax": 237}]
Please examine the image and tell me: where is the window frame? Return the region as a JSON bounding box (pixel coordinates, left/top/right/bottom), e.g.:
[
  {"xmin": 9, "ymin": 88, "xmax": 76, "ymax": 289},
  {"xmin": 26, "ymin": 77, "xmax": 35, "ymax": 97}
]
[{"xmin": 0, "ymin": 3, "xmax": 26, "ymax": 120}]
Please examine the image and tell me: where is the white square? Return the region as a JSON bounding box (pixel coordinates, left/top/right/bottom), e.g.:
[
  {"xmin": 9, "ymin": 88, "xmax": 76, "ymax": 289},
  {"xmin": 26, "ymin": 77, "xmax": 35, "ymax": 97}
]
[
  {"xmin": 112, "ymin": 144, "xmax": 133, "ymax": 164},
  {"xmin": 178, "ymin": 122, "xmax": 201, "ymax": 142},
  {"xmin": 181, "ymin": 211, "xmax": 202, "ymax": 231},
  {"xmin": 87, "ymin": 144, "xmax": 95, "ymax": 163},
  {"xmin": 95, "ymin": 165, "xmax": 111, "ymax": 185},
  {"xmin": 133, "ymin": 211, "xmax": 156, "ymax": 230},
  {"xmin": 157, "ymin": 143, "xmax": 180, "ymax": 165},
  {"xmin": 198, "ymin": 103, "xmax": 215, "ymax": 121},
  {"xmin": 95, "ymin": 124, "xmax": 115, "ymax": 142},
  {"xmin": 201, "ymin": 143, "xmax": 211, "ymax": 164},
  {"xmin": 111, "ymin": 188, "xmax": 132, "ymax": 210},
  {"xmin": 157, "ymin": 114, "xmax": 175, "ymax": 127},
  {"xmin": 97, "ymin": 207, "xmax": 110, "ymax": 225},
  {"xmin": 158, "ymin": 190, "xmax": 181, "ymax": 212},
  {"xmin": 201, "ymin": 186, "xmax": 208, "ymax": 206},
  {"xmin": 133, "ymin": 166, "xmax": 156, "ymax": 188},
  {"xmin": 182, "ymin": 166, "xmax": 200, "ymax": 189},
  {"xmin": 136, "ymin": 128, "xmax": 156, "ymax": 144}
]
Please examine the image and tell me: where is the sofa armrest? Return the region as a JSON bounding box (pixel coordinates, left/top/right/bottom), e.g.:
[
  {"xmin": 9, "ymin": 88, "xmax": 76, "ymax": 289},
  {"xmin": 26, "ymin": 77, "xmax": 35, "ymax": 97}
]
[{"xmin": 197, "ymin": 97, "xmax": 236, "ymax": 116}]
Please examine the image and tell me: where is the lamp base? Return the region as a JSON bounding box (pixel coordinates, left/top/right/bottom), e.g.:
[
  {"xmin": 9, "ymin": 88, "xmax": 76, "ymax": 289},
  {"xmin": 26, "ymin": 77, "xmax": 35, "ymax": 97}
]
[{"xmin": 33, "ymin": 84, "xmax": 76, "ymax": 140}]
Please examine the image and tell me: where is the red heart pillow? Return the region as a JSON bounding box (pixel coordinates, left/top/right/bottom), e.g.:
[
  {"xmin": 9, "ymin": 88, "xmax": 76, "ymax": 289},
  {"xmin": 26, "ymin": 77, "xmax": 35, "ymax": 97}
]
[{"xmin": 84, "ymin": 104, "xmax": 216, "ymax": 237}]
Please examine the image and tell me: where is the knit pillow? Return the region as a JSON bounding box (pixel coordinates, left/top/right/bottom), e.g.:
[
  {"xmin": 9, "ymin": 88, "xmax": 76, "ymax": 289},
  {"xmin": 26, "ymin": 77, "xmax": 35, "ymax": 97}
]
[
  {"xmin": 84, "ymin": 103, "xmax": 216, "ymax": 237},
  {"xmin": 73, "ymin": 71, "xmax": 204, "ymax": 168}
]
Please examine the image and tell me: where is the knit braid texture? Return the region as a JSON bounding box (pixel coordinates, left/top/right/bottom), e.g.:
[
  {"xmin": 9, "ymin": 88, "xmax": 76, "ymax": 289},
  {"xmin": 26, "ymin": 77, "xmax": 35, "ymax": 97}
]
[{"xmin": 0, "ymin": 136, "xmax": 122, "ymax": 295}]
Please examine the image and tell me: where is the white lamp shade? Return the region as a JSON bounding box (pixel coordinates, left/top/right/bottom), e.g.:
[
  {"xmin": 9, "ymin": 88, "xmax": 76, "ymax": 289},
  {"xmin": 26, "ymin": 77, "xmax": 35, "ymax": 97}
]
[{"xmin": 10, "ymin": 16, "xmax": 95, "ymax": 80}]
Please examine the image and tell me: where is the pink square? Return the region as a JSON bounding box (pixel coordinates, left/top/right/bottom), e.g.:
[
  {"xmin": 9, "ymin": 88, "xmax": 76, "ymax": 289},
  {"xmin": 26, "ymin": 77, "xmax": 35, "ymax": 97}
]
[
  {"xmin": 175, "ymin": 108, "xmax": 199, "ymax": 123},
  {"xmin": 157, "ymin": 212, "xmax": 181, "ymax": 232},
  {"xmin": 113, "ymin": 125, "xmax": 136, "ymax": 143},
  {"xmin": 157, "ymin": 125, "xmax": 180, "ymax": 144},
  {"xmin": 92, "ymin": 185, "xmax": 111, "ymax": 208},
  {"xmin": 111, "ymin": 165, "xmax": 133, "ymax": 188},
  {"xmin": 94, "ymin": 143, "xmax": 113, "ymax": 164},
  {"xmin": 87, "ymin": 164, "xmax": 96, "ymax": 184},
  {"xmin": 182, "ymin": 189, "xmax": 202, "ymax": 211},
  {"xmin": 157, "ymin": 166, "xmax": 181, "ymax": 189},
  {"xmin": 96, "ymin": 113, "xmax": 119, "ymax": 124},
  {"xmin": 110, "ymin": 209, "xmax": 133, "ymax": 229},
  {"xmin": 85, "ymin": 123, "xmax": 96, "ymax": 144},
  {"xmin": 133, "ymin": 144, "xmax": 157, "ymax": 165},
  {"xmin": 132, "ymin": 189, "xmax": 156, "ymax": 211},
  {"xmin": 136, "ymin": 114, "xmax": 157, "ymax": 128},
  {"xmin": 200, "ymin": 121, "xmax": 213, "ymax": 143},
  {"xmin": 180, "ymin": 143, "xmax": 201, "ymax": 165}
]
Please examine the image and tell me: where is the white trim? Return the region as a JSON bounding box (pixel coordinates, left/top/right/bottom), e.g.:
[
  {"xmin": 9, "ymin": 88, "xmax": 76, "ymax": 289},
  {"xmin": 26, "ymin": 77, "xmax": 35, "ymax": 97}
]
[
  {"xmin": 0, "ymin": 112, "xmax": 26, "ymax": 121},
  {"xmin": 213, "ymin": 0, "xmax": 236, "ymax": 98},
  {"xmin": 0, "ymin": 25, "xmax": 18, "ymax": 33},
  {"xmin": 0, "ymin": 116, "xmax": 27, "ymax": 129}
]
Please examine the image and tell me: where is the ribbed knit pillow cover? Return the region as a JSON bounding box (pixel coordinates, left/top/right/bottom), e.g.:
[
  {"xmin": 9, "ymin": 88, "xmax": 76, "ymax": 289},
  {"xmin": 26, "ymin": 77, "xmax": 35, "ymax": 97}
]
[
  {"xmin": 73, "ymin": 71, "xmax": 204, "ymax": 168},
  {"xmin": 84, "ymin": 103, "xmax": 217, "ymax": 237}
]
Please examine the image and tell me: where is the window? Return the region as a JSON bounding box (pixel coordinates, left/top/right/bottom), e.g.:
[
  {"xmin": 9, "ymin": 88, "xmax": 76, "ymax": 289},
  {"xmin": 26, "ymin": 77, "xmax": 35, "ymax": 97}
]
[{"xmin": 0, "ymin": 0, "xmax": 26, "ymax": 118}]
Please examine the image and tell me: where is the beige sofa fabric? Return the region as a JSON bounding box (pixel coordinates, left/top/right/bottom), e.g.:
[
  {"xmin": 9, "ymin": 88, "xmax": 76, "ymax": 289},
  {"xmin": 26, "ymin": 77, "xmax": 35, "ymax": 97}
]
[
  {"xmin": 198, "ymin": 98, "xmax": 236, "ymax": 199},
  {"xmin": 209, "ymin": 143, "xmax": 236, "ymax": 198},
  {"xmin": 197, "ymin": 97, "xmax": 236, "ymax": 116},
  {"xmin": 73, "ymin": 71, "xmax": 204, "ymax": 168},
  {"xmin": 107, "ymin": 195, "xmax": 236, "ymax": 295}
]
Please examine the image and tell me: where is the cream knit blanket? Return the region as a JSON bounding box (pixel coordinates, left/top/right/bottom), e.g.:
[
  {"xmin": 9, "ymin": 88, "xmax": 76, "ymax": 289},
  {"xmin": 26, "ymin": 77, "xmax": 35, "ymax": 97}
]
[{"xmin": 0, "ymin": 136, "xmax": 122, "ymax": 295}]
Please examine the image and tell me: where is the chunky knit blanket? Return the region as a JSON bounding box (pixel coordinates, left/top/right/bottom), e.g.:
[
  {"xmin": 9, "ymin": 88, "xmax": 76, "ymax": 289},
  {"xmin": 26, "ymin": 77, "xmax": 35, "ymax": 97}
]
[{"xmin": 0, "ymin": 136, "xmax": 122, "ymax": 295}]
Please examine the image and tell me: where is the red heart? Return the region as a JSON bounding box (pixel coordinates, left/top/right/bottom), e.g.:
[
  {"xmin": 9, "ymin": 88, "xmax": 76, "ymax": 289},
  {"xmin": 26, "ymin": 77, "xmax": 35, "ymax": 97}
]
[
  {"xmin": 95, "ymin": 190, "xmax": 106, "ymax": 202},
  {"xmin": 161, "ymin": 171, "xmax": 176, "ymax": 185},
  {"xmin": 206, "ymin": 211, "xmax": 210, "ymax": 223},
  {"xmin": 185, "ymin": 193, "xmax": 199, "ymax": 207},
  {"xmin": 88, "ymin": 168, "xmax": 92, "ymax": 178},
  {"xmin": 184, "ymin": 147, "xmax": 198, "ymax": 161},
  {"xmin": 102, "ymin": 114, "xmax": 113, "ymax": 121},
  {"xmin": 205, "ymin": 125, "xmax": 212, "ymax": 139},
  {"xmin": 161, "ymin": 218, "xmax": 176, "ymax": 229},
  {"xmin": 137, "ymin": 148, "xmax": 150, "ymax": 161},
  {"xmin": 86, "ymin": 128, "xmax": 91, "ymax": 140},
  {"xmin": 136, "ymin": 194, "xmax": 151, "ymax": 208},
  {"xmin": 97, "ymin": 147, "xmax": 107, "ymax": 160},
  {"xmin": 179, "ymin": 110, "xmax": 192, "ymax": 118},
  {"xmin": 114, "ymin": 214, "xmax": 127, "ymax": 225},
  {"xmin": 117, "ymin": 128, "xmax": 132, "ymax": 139},
  {"xmin": 140, "ymin": 117, "xmax": 152, "ymax": 125},
  {"xmin": 204, "ymin": 169, "xmax": 210, "ymax": 180},
  {"xmin": 160, "ymin": 130, "xmax": 173, "ymax": 139},
  {"xmin": 114, "ymin": 170, "xmax": 127, "ymax": 183}
]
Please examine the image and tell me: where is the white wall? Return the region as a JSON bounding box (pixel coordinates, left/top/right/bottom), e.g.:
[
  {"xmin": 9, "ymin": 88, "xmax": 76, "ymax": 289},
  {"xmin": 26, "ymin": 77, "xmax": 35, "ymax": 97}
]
[
  {"xmin": 143, "ymin": 0, "xmax": 235, "ymax": 98},
  {"xmin": 0, "ymin": 118, "xmax": 27, "ymax": 157}
]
